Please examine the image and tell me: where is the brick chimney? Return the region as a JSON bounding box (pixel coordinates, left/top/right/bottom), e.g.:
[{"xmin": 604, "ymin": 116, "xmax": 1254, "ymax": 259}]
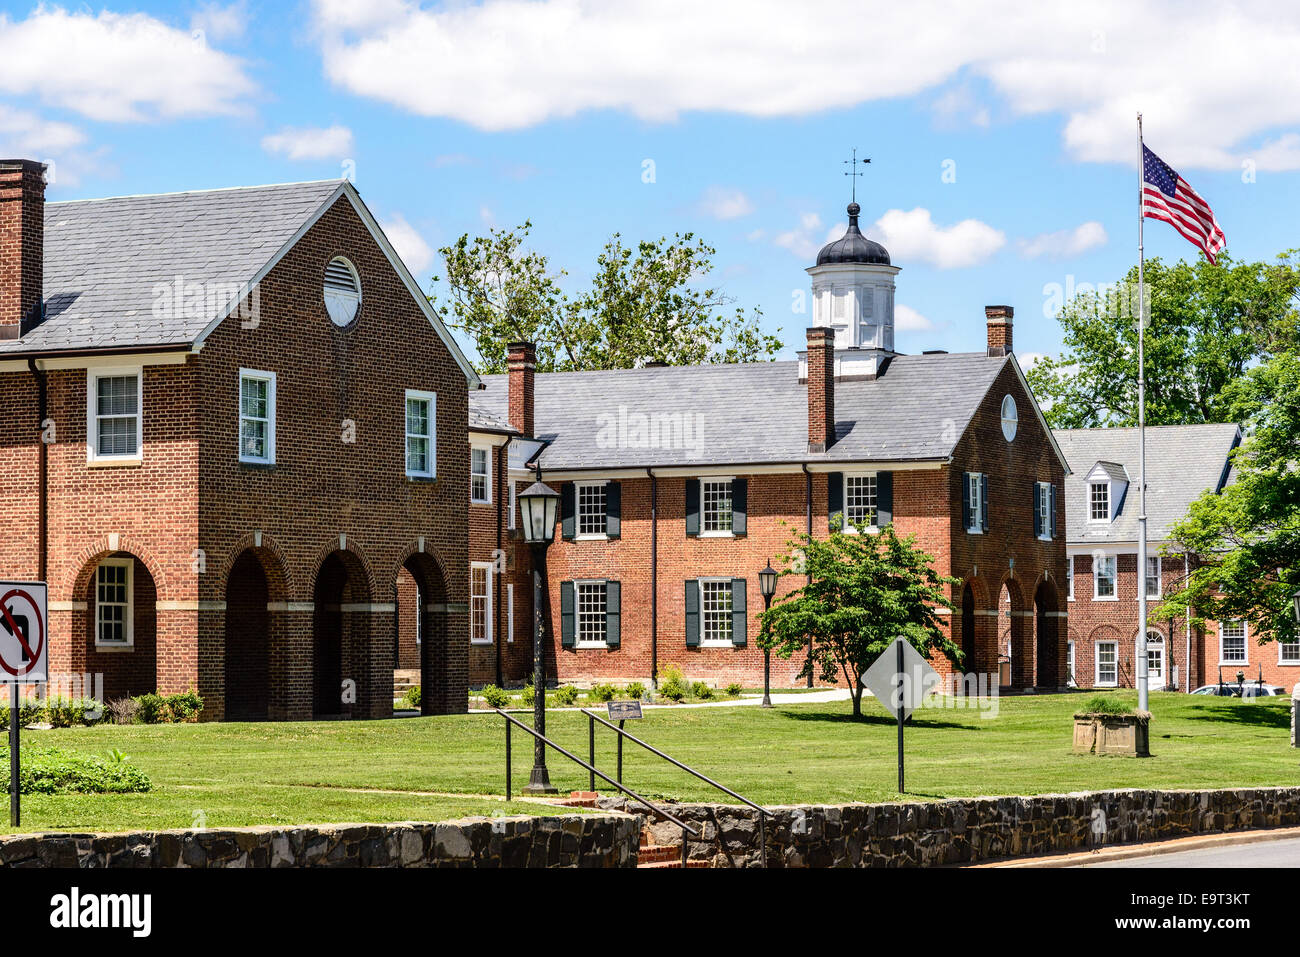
[
  {"xmin": 806, "ymin": 327, "xmax": 835, "ymax": 453},
  {"xmin": 985, "ymin": 305, "xmax": 1013, "ymax": 357},
  {"xmin": 0, "ymin": 160, "xmax": 46, "ymax": 340},
  {"xmin": 506, "ymin": 341, "xmax": 536, "ymax": 436}
]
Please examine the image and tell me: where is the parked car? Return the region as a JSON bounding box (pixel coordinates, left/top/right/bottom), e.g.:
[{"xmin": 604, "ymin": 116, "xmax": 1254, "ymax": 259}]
[{"xmin": 1189, "ymin": 683, "xmax": 1286, "ymax": 697}]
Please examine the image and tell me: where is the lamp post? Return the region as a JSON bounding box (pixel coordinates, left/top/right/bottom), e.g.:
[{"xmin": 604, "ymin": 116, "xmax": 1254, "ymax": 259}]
[
  {"xmin": 1292, "ymin": 586, "xmax": 1300, "ymax": 625},
  {"xmin": 518, "ymin": 480, "xmax": 560, "ymax": 794},
  {"xmin": 758, "ymin": 561, "xmax": 778, "ymax": 708}
]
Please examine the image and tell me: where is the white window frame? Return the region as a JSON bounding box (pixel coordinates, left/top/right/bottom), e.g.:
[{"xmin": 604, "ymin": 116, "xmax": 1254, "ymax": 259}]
[
  {"xmin": 1095, "ymin": 640, "xmax": 1118, "ymax": 687},
  {"xmin": 237, "ymin": 368, "xmax": 276, "ymax": 465},
  {"xmin": 1067, "ymin": 640, "xmax": 1076, "ymax": 687},
  {"xmin": 86, "ymin": 366, "xmax": 144, "ymax": 464},
  {"xmin": 470, "ymin": 561, "xmax": 493, "ymax": 645},
  {"xmin": 1141, "ymin": 629, "xmax": 1165, "ymax": 686},
  {"xmin": 1219, "ymin": 619, "xmax": 1247, "ymax": 665},
  {"xmin": 700, "ymin": 478, "xmax": 735, "ymax": 537},
  {"xmin": 965, "ymin": 472, "xmax": 982, "ymax": 534},
  {"xmin": 1066, "ymin": 556, "xmax": 1075, "ymax": 601},
  {"xmin": 470, "ymin": 445, "xmax": 492, "ymax": 504},
  {"xmin": 506, "ymin": 583, "xmax": 514, "ymax": 643},
  {"xmin": 1278, "ymin": 636, "xmax": 1300, "ymax": 666},
  {"xmin": 1142, "ymin": 555, "xmax": 1161, "ymax": 600},
  {"xmin": 1035, "ymin": 481, "xmax": 1052, "ymax": 542},
  {"xmin": 699, "ymin": 577, "xmax": 735, "ymax": 647},
  {"xmin": 1088, "ymin": 482, "xmax": 1110, "ymax": 522},
  {"xmin": 574, "ymin": 580, "xmax": 608, "ymax": 647},
  {"xmin": 404, "ymin": 390, "xmax": 437, "ymax": 479},
  {"xmin": 575, "ymin": 481, "xmax": 608, "ymax": 540},
  {"xmin": 95, "ymin": 557, "xmax": 134, "ymax": 648},
  {"xmin": 508, "ymin": 479, "xmax": 517, "ymax": 531},
  {"xmin": 1093, "ymin": 554, "xmax": 1117, "ymax": 600},
  {"xmin": 1000, "ymin": 394, "xmax": 1018, "ymax": 441},
  {"xmin": 844, "ymin": 471, "xmax": 879, "ymax": 533}
]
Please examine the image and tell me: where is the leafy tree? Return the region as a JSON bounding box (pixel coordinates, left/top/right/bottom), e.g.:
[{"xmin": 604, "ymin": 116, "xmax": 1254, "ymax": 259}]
[
  {"xmin": 758, "ymin": 522, "xmax": 959, "ymax": 718},
  {"xmin": 1153, "ymin": 349, "xmax": 1300, "ymax": 645},
  {"xmin": 430, "ymin": 223, "xmax": 781, "ymax": 373},
  {"xmin": 1027, "ymin": 251, "xmax": 1300, "ymax": 428}
]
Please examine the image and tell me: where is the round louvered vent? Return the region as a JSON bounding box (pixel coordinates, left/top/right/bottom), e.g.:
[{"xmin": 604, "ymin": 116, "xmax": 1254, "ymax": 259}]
[{"xmin": 324, "ymin": 256, "xmax": 361, "ymax": 326}]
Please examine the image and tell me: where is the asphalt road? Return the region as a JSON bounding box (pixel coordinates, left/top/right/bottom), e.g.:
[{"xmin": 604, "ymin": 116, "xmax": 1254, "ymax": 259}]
[{"xmin": 1079, "ymin": 836, "xmax": 1300, "ymax": 867}]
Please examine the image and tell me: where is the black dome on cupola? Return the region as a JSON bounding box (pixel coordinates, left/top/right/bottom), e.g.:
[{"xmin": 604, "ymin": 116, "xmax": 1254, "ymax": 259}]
[{"xmin": 815, "ymin": 202, "xmax": 891, "ymax": 266}]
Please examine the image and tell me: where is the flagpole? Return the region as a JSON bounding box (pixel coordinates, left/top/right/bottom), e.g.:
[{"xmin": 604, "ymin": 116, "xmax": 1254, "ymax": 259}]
[{"xmin": 1136, "ymin": 112, "xmax": 1150, "ymax": 712}]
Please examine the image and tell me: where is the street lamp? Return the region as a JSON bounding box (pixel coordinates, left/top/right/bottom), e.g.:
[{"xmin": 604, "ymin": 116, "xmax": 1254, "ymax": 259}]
[
  {"xmin": 518, "ymin": 480, "xmax": 560, "ymax": 794},
  {"xmin": 1292, "ymin": 586, "xmax": 1300, "ymax": 625},
  {"xmin": 758, "ymin": 561, "xmax": 778, "ymax": 708}
]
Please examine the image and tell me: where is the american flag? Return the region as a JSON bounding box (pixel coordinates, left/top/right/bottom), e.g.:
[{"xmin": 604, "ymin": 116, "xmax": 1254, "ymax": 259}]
[{"xmin": 1141, "ymin": 144, "xmax": 1227, "ymax": 263}]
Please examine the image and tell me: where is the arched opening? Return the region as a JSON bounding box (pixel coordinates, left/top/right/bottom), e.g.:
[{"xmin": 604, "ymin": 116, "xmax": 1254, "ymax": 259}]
[
  {"xmin": 78, "ymin": 552, "xmax": 158, "ymax": 701},
  {"xmin": 1140, "ymin": 628, "xmax": 1167, "ymax": 691},
  {"xmin": 312, "ymin": 550, "xmax": 371, "ymax": 718},
  {"xmin": 1034, "ymin": 579, "xmax": 1061, "ymax": 689},
  {"xmin": 999, "ymin": 577, "xmax": 1031, "ymax": 690},
  {"xmin": 224, "ymin": 550, "xmax": 274, "ymax": 721},
  {"xmin": 395, "ymin": 551, "xmax": 450, "ymax": 716},
  {"xmin": 960, "ymin": 582, "xmax": 977, "ymax": 675}
]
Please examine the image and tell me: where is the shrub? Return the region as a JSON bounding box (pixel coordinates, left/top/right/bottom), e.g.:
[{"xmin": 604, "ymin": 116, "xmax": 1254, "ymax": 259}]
[
  {"xmin": 520, "ymin": 684, "xmax": 536, "ymax": 707},
  {"xmin": 1083, "ymin": 696, "xmax": 1135, "ymax": 715},
  {"xmin": 588, "ymin": 683, "xmax": 617, "ymax": 703},
  {"xmin": 724, "ymin": 683, "xmax": 743, "ymax": 698},
  {"xmin": 623, "ymin": 682, "xmax": 646, "ymax": 701},
  {"xmin": 166, "ymin": 690, "xmax": 203, "ymax": 723},
  {"xmin": 0, "ymin": 745, "xmax": 151, "ymax": 794},
  {"xmin": 691, "ymin": 681, "xmax": 714, "ymax": 701},
  {"xmin": 133, "ymin": 693, "xmax": 170, "ymax": 724},
  {"xmin": 46, "ymin": 697, "xmax": 103, "ymax": 728},
  {"xmin": 130, "ymin": 691, "xmax": 204, "ymax": 724},
  {"xmin": 402, "ymin": 685, "xmax": 422, "ymax": 709},
  {"xmin": 554, "ymin": 685, "xmax": 579, "ymax": 706},
  {"xmin": 480, "ymin": 684, "xmax": 510, "ymax": 709},
  {"xmin": 106, "ymin": 697, "xmax": 138, "ymax": 726},
  {"xmin": 659, "ymin": 666, "xmax": 689, "ymax": 702}
]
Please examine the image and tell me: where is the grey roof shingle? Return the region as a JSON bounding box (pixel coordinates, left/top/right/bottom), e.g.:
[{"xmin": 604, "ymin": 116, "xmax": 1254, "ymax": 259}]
[
  {"xmin": 1054, "ymin": 423, "xmax": 1240, "ymax": 545},
  {"xmin": 469, "ymin": 406, "xmax": 516, "ymax": 434},
  {"xmin": 0, "ymin": 180, "xmax": 344, "ymax": 355},
  {"xmin": 470, "ymin": 352, "xmax": 1011, "ymax": 470}
]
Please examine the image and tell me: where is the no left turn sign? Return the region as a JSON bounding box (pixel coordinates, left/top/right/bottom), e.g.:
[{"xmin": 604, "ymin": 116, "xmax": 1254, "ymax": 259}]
[{"xmin": 0, "ymin": 581, "xmax": 48, "ymax": 682}]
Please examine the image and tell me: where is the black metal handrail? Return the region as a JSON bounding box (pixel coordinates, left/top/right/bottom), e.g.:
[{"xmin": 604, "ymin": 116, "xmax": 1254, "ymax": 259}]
[
  {"xmin": 494, "ymin": 708, "xmax": 699, "ymax": 867},
  {"xmin": 578, "ymin": 707, "xmax": 770, "ymax": 868}
]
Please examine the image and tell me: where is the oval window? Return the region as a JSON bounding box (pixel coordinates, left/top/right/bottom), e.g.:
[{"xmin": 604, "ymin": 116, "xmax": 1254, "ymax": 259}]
[
  {"xmin": 323, "ymin": 256, "xmax": 361, "ymax": 326},
  {"xmin": 1000, "ymin": 394, "xmax": 1018, "ymax": 441}
]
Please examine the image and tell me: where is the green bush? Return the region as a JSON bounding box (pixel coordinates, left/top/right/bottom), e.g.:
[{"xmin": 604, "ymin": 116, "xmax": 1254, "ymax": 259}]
[
  {"xmin": 623, "ymin": 682, "xmax": 646, "ymax": 701},
  {"xmin": 479, "ymin": 684, "xmax": 510, "ymax": 709},
  {"xmin": 132, "ymin": 693, "xmax": 169, "ymax": 724},
  {"xmin": 520, "ymin": 684, "xmax": 536, "ymax": 707},
  {"xmin": 691, "ymin": 681, "xmax": 714, "ymax": 701},
  {"xmin": 46, "ymin": 697, "xmax": 103, "ymax": 728},
  {"xmin": 659, "ymin": 666, "xmax": 689, "ymax": 702},
  {"xmin": 724, "ymin": 683, "xmax": 743, "ymax": 698},
  {"xmin": 402, "ymin": 685, "xmax": 422, "ymax": 709},
  {"xmin": 554, "ymin": 685, "xmax": 579, "ymax": 706},
  {"xmin": 166, "ymin": 690, "xmax": 203, "ymax": 722},
  {"xmin": 0, "ymin": 746, "xmax": 151, "ymax": 794},
  {"xmin": 1083, "ymin": 696, "xmax": 1135, "ymax": 715},
  {"xmin": 131, "ymin": 690, "xmax": 205, "ymax": 724},
  {"xmin": 588, "ymin": 683, "xmax": 617, "ymax": 703}
]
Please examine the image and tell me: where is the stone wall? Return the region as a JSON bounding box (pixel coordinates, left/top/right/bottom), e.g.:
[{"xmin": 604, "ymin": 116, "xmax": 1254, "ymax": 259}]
[
  {"xmin": 599, "ymin": 786, "xmax": 1300, "ymax": 867},
  {"xmin": 0, "ymin": 813, "xmax": 639, "ymax": 868}
]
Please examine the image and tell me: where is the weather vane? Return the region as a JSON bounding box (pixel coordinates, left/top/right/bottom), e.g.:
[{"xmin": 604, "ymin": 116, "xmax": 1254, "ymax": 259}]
[{"xmin": 843, "ymin": 148, "xmax": 870, "ymax": 203}]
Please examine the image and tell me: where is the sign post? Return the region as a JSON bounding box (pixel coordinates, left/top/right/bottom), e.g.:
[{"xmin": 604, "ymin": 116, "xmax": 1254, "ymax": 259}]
[
  {"xmin": 861, "ymin": 637, "xmax": 940, "ymax": 796},
  {"xmin": 0, "ymin": 580, "xmax": 49, "ymax": 828}
]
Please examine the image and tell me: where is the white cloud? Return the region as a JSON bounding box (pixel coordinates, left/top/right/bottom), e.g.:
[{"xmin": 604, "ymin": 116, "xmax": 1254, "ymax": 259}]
[
  {"xmin": 869, "ymin": 208, "xmax": 1005, "ymax": 269},
  {"xmin": 698, "ymin": 186, "xmax": 754, "ymax": 220},
  {"xmin": 931, "ymin": 85, "xmax": 990, "ymax": 129},
  {"xmin": 0, "ymin": 105, "xmax": 84, "ymax": 154},
  {"xmin": 310, "ymin": 0, "xmax": 1300, "ymax": 170},
  {"xmin": 382, "ymin": 212, "xmax": 435, "ymax": 275},
  {"xmin": 261, "ymin": 125, "xmax": 355, "ymax": 161},
  {"xmin": 1018, "ymin": 352, "xmax": 1052, "ymax": 373},
  {"xmin": 773, "ymin": 212, "xmax": 824, "ymax": 260},
  {"xmin": 191, "ymin": 1, "xmax": 249, "ymax": 42},
  {"xmin": 1018, "ymin": 221, "xmax": 1108, "ymax": 260},
  {"xmin": 895, "ymin": 305, "xmax": 934, "ymax": 332},
  {"xmin": 0, "ymin": 6, "xmax": 256, "ymax": 122}
]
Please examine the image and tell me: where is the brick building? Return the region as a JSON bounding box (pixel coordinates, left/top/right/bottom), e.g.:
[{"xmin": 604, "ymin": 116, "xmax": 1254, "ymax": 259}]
[
  {"xmin": 470, "ymin": 203, "xmax": 1071, "ymax": 690},
  {"xmin": 1051, "ymin": 424, "xmax": 1292, "ymax": 693},
  {"xmin": 0, "ymin": 159, "xmax": 478, "ymax": 720}
]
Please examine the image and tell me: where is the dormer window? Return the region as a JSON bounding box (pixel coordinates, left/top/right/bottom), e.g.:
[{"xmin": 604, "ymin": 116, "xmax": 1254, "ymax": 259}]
[
  {"xmin": 1084, "ymin": 462, "xmax": 1128, "ymax": 523},
  {"xmin": 324, "ymin": 256, "xmax": 361, "ymax": 326},
  {"xmin": 1089, "ymin": 482, "xmax": 1110, "ymax": 521}
]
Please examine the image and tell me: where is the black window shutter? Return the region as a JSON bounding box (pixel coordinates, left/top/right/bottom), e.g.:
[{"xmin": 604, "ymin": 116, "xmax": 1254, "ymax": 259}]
[
  {"xmin": 605, "ymin": 481, "xmax": 621, "ymax": 538},
  {"xmin": 1033, "ymin": 484, "xmax": 1043, "ymax": 538},
  {"xmin": 685, "ymin": 580, "xmax": 700, "ymax": 647},
  {"xmin": 828, "ymin": 472, "xmax": 844, "ymax": 530},
  {"xmin": 961, "ymin": 472, "xmax": 972, "ymax": 530},
  {"xmin": 875, "ymin": 471, "xmax": 893, "ymax": 527},
  {"xmin": 732, "ymin": 478, "xmax": 747, "ymax": 535},
  {"xmin": 560, "ymin": 581, "xmax": 575, "ymax": 647},
  {"xmin": 980, "ymin": 473, "xmax": 989, "ymax": 531},
  {"xmin": 685, "ymin": 479, "xmax": 700, "ymax": 536},
  {"xmin": 560, "ymin": 483, "xmax": 575, "ymax": 540},
  {"xmin": 730, "ymin": 578, "xmax": 747, "ymax": 646},
  {"xmin": 605, "ymin": 581, "xmax": 621, "ymax": 647},
  {"xmin": 1049, "ymin": 483, "xmax": 1057, "ymax": 539}
]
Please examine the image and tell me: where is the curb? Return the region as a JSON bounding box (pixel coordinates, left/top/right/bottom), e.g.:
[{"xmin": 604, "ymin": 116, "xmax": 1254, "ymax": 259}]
[{"xmin": 967, "ymin": 826, "xmax": 1300, "ymax": 867}]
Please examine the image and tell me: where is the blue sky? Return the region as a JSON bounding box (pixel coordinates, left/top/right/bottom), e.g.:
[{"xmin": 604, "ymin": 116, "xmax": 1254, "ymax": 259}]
[{"xmin": 2, "ymin": 1, "xmax": 1297, "ymax": 366}]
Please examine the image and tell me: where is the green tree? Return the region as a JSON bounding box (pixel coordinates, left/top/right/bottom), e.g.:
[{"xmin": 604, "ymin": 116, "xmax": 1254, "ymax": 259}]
[
  {"xmin": 759, "ymin": 521, "xmax": 959, "ymax": 718},
  {"xmin": 1027, "ymin": 251, "xmax": 1300, "ymax": 428},
  {"xmin": 1153, "ymin": 349, "xmax": 1300, "ymax": 646},
  {"xmin": 430, "ymin": 223, "xmax": 781, "ymax": 373}
]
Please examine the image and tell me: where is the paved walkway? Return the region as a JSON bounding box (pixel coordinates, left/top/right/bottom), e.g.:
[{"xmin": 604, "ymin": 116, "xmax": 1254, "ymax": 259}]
[
  {"xmin": 969, "ymin": 826, "xmax": 1300, "ymax": 868},
  {"xmin": 455, "ymin": 687, "xmax": 855, "ymax": 715}
]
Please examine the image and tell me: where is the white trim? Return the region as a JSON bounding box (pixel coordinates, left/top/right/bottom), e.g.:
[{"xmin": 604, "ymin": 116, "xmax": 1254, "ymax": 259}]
[
  {"xmin": 1140, "ymin": 554, "xmax": 1161, "ymax": 600},
  {"xmin": 697, "ymin": 576, "xmax": 736, "ymax": 647},
  {"xmin": 700, "ymin": 476, "xmax": 736, "ymax": 535},
  {"xmin": 573, "ymin": 579, "xmax": 609, "ymax": 648},
  {"xmin": 470, "ymin": 561, "xmax": 494, "ymax": 645},
  {"xmin": 537, "ymin": 461, "xmax": 945, "ymax": 482},
  {"xmin": 470, "ymin": 443, "xmax": 493, "ymax": 504},
  {"xmin": 842, "ymin": 470, "xmax": 880, "ymax": 533},
  {"xmin": 1278, "ymin": 638, "xmax": 1300, "ymax": 666},
  {"xmin": 1000, "ymin": 394, "xmax": 1018, "ymax": 442},
  {"xmin": 506, "ymin": 583, "xmax": 514, "ymax": 643},
  {"xmin": 575, "ymin": 480, "xmax": 608, "ymax": 539},
  {"xmin": 94, "ymin": 557, "xmax": 134, "ymax": 649},
  {"xmin": 964, "ymin": 471, "xmax": 982, "ymax": 534},
  {"xmin": 0, "ymin": 351, "xmax": 190, "ymax": 374},
  {"xmin": 323, "ymin": 255, "xmax": 362, "ymax": 327},
  {"xmin": 1066, "ymin": 556, "xmax": 1075, "ymax": 601},
  {"xmin": 1218, "ymin": 619, "xmax": 1248, "ymax": 666},
  {"xmin": 1087, "ymin": 480, "xmax": 1111, "ymax": 523},
  {"xmin": 86, "ymin": 366, "xmax": 144, "ymax": 464},
  {"xmin": 467, "ymin": 430, "xmax": 513, "ymax": 448},
  {"xmin": 508, "ymin": 479, "xmax": 517, "ymax": 531},
  {"xmin": 1092, "ymin": 553, "xmax": 1117, "ymax": 600},
  {"xmin": 1067, "ymin": 639, "xmax": 1077, "ymax": 688},
  {"xmin": 1035, "ymin": 480, "xmax": 1053, "ymax": 541},
  {"xmin": 1094, "ymin": 639, "xmax": 1118, "ymax": 687},
  {"xmin": 404, "ymin": 389, "xmax": 437, "ymax": 479},
  {"xmin": 237, "ymin": 368, "xmax": 276, "ymax": 465}
]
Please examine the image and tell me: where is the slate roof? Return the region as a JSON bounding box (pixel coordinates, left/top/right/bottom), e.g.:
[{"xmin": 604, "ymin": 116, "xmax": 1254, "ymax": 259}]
[
  {"xmin": 1054, "ymin": 423, "xmax": 1241, "ymax": 545},
  {"xmin": 0, "ymin": 179, "xmax": 344, "ymax": 355},
  {"xmin": 470, "ymin": 351, "xmax": 1017, "ymax": 470},
  {"xmin": 469, "ymin": 405, "xmax": 516, "ymax": 434}
]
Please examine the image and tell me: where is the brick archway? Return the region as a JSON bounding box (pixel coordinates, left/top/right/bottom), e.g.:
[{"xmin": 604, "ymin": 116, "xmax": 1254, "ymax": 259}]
[
  {"xmin": 393, "ymin": 544, "xmax": 457, "ymax": 715},
  {"xmin": 68, "ymin": 550, "xmax": 159, "ymax": 701},
  {"xmin": 312, "ymin": 549, "xmax": 373, "ymax": 718},
  {"xmin": 1034, "ymin": 577, "xmax": 1062, "ymax": 689},
  {"xmin": 223, "ymin": 545, "xmax": 290, "ymax": 721},
  {"xmin": 999, "ymin": 575, "xmax": 1032, "ymax": 690}
]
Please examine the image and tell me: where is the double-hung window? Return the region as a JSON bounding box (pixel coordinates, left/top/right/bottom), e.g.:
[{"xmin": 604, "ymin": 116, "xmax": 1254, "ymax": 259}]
[
  {"xmin": 87, "ymin": 368, "xmax": 142, "ymax": 462},
  {"xmin": 470, "ymin": 446, "xmax": 491, "ymax": 503},
  {"xmin": 1066, "ymin": 557, "xmax": 1075, "ymax": 601},
  {"xmin": 701, "ymin": 480, "xmax": 733, "ymax": 534},
  {"xmin": 845, "ymin": 473, "xmax": 877, "ymax": 529},
  {"xmin": 700, "ymin": 579, "xmax": 734, "ymax": 646},
  {"xmin": 470, "ymin": 562, "xmax": 493, "ymax": 644},
  {"xmin": 95, "ymin": 558, "xmax": 133, "ymax": 647},
  {"xmin": 1095, "ymin": 640, "xmax": 1118, "ymax": 687},
  {"xmin": 1089, "ymin": 482, "xmax": 1110, "ymax": 521},
  {"xmin": 1280, "ymin": 637, "xmax": 1300, "ymax": 665},
  {"xmin": 964, "ymin": 472, "xmax": 986, "ymax": 533},
  {"xmin": 404, "ymin": 390, "xmax": 436, "ymax": 479},
  {"xmin": 576, "ymin": 581, "xmax": 608, "ymax": 646},
  {"xmin": 1220, "ymin": 620, "xmax": 1247, "ymax": 664},
  {"xmin": 576, "ymin": 482, "xmax": 607, "ymax": 537},
  {"xmin": 238, "ymin": 369, "xmax": 276, "ymax": 464},
  {"xmin": 1144, "ymin": 556, "xmax": 1161, "ymax": 599},
  {"xmin": 1093, "ymin": 555, "xmax": 1116, "ymax": 599}
]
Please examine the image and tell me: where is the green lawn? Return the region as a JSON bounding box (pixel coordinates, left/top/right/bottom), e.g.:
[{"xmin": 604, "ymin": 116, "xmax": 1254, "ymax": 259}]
[{"xmin": 7, "ymin": 691, "xmax": 1298, "ymax": 834}]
